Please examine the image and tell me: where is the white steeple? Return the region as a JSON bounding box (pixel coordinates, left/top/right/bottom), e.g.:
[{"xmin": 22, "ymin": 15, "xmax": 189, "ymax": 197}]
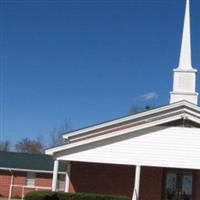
[
  {"xmin": 170, "ymin": 0, "xmax": 198, "ymax": 105},
  {"xmin": 178, "ymin": 0, "xmax": 192, "ymax": 70}
]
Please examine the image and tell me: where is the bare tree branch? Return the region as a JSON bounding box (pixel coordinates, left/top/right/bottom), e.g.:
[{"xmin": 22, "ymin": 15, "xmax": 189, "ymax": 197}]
[
  {"xmin": 49, "ymin": 120, "xmax": 71, "ymax": 148},
  {"xmin": 15, "ymin": 137, "xmax": 44, "ymax": 154},
  {"xmin": 0, "ymin": 140, "xmax": 11, "ymax": 152}
]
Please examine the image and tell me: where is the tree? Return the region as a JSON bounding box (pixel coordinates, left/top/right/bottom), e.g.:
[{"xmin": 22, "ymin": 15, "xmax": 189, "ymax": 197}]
[
  {"xmin": 15, "ymin": 137, "xmax": 44, "ymax": 154},
  {"xmin": 0, "ymin": 140, "xmax": 11, "ymax": 152},
  {"xmin": 49, "ymin": 120, "xmax": 70, "ymax": 148},
  {"xmin": 128, "ymin": 105, "xmax": 143, "ymax": 114},
  {"xmin": 128, "ymin": 104, "xmax": 154, "ymax": 115}
]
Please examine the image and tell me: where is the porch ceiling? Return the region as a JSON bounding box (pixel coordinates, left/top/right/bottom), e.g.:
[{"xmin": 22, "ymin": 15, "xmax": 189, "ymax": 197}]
[{"xmin": 57, "ymin": 127, "xmax": 200, "ymax": 170}]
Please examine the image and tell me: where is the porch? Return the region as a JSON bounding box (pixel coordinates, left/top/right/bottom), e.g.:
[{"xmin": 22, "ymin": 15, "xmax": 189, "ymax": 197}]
[
  {"xmin": 48, "ymin": 126, "xmax": 200, "ymax": 200},
  {"xmin": 52, "ymin": 162, "xmax": 200, "ymax": 200}
]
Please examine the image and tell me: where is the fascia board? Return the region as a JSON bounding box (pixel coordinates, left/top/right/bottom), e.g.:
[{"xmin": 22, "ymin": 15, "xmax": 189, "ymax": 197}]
[
  {"xmin": 0, "ymin": 167, "xmax": 66, "ymax": 174},
  {"xmin": 62, "ymin": 101, "xmax": 200, "ymax": 139},
  {"xmin": 65, "ymin": 107, "xmax": 200, "ymax": 143},
  {"xmin": 183, "ymin": 108, "xmax": 200, "ymax": 118},
  {"xmin": 62, "ymin": 104, "xmax": 174, "ymax": 138},
  {"xmin": 187, "ymin": 115, "xmax": 200, "ymax": 124},
  {"xmin": 68, "ymin": 109, "xmax": 188, "ymax": 143},
  {"xmin": 46, "ymin": 114, "xmax": 183, "ymax": 156}
]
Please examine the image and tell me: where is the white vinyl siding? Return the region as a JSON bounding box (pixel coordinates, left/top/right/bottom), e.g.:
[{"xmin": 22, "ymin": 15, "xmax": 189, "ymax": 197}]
[
  {"xmin": 26, "ymin": 172, "xmax": 36, "ymax": 186},
  {"xmin": 58, "ymin": 127, "xmax": 200, "ymax": 170}
]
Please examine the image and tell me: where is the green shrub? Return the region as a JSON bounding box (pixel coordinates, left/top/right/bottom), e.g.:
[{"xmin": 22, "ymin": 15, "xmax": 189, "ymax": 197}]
[
  {"xmin": 25, "ymin": 191, "xmax": 130, "ymax": 200},
  {"xmin": 13, "ymin": 195, "xmax": 22, "ymax": 199},
  {"xmin": 25, "ymin": 191, "xmax": 52, "ymax": 200}
]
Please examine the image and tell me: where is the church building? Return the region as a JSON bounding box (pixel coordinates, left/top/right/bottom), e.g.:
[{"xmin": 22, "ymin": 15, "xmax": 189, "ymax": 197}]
[{"xmin": 46, "ymin": 0, "xmax": 200, "ymax": 200}]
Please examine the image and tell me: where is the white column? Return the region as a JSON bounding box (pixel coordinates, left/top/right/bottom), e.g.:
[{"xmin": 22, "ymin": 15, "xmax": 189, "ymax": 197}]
[
  {"xmin": 132, "ymin": 165, "xmax": 141, "ymax": 200},
  {"xmin": 65, "ymin": 162, "xmax": 71, "ymax": 192},
  {"xmin": 52, "ymin": 159, "xmax": 59, "ymax": 191},
  {"xmin": 8, "ymin": 170, "xmax": 14, "ymax": 200}
]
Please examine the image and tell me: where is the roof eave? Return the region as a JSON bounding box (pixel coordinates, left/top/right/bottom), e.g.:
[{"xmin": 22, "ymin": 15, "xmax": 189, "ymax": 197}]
[
  {"xmin": 46, "ymin": 111, "xmax": 200, "ymax": 156},
  {"xmin": 62, "ymin": 101, "xmax": 200, "ymax": 139}
]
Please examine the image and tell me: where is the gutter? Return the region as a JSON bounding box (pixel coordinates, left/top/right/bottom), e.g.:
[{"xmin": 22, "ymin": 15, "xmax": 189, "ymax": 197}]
[{"xmin": 0, "ymin": 167, "xmax": 66, "ymax": 174}]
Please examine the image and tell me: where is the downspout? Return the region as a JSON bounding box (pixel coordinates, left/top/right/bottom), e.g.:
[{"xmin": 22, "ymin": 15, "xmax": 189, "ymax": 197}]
[{"xmin": 8, "ymin": 169, "xmax": 14, "ymax": 200}]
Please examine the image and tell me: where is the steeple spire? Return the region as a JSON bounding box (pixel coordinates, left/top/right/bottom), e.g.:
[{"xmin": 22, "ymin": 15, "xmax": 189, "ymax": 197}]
[
  {"xmin": 178, "ymin": 0, "xmax": 192, "ymax": 70},
  {"xmin": 170, "ymin": 0, "xmax": 198, "ymax": 105}
]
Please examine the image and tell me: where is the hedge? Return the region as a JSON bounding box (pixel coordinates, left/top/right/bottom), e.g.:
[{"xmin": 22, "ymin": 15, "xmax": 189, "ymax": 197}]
[{"xmin": 25, "ymin": 192, "xmax": 130, "ymax": 200}]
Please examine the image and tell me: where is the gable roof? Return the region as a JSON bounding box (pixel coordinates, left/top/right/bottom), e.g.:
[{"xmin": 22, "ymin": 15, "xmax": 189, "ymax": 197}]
[
  {"xmin": 46, "ymin": 101, "xmax": 200, "ymax": 156},
  {"xmin": 62, "ymin": 100, "xmax": 200, "ymax": 139},
  {"xmin": 0, "ymin": 151, "xmax": 66, "ymax": 173}
]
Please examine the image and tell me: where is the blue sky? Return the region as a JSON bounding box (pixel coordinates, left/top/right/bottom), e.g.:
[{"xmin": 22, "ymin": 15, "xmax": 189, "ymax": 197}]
[{"xmin": 1, "ymin": 0, "xmax": 200, "ymax": 145}]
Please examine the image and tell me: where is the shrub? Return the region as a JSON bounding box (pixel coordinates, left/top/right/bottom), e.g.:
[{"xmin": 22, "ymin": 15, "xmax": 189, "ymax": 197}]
[
  {"xmin": 25, "ymin": 191, "xmax": 51, "ymax": 200},
  {"xmin": 25, "ymin": 191, "xmax": 130, "ymax": 200},
  {"xmin": 13, "ymin": 195, "xmax": 22, "ymax": 199}
]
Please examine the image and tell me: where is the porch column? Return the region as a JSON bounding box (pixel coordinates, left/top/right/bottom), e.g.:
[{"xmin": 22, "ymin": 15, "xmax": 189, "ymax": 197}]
[
  {"xmin": 65, "ymin": 162, "xmax": 71, "ymax": 192},
  {"xmin": 132, "ymin": 165, "xmax": 141, "ymax": 200},
  {"xmin": 52, "ymin": 159, "xmax": 59, "ymax": 191}
]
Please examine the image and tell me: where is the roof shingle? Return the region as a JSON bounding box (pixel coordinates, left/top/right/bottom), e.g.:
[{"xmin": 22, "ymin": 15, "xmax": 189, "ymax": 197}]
[{"xmin": 0, "ymin": 151, "xmax": 66, "ymax": 172}]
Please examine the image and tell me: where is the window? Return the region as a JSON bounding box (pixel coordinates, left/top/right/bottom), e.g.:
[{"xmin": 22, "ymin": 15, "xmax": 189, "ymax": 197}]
[
  {"xmin": 164, "ymin": 170, "xmax": 194, "ymax": 200},
  {"xmin": 58, "ymin": 174, "xmax": 65, "ymax": 190},
  {"xmin": 26, "ymin": 172, "xmax": 36, "ymax": 186}
]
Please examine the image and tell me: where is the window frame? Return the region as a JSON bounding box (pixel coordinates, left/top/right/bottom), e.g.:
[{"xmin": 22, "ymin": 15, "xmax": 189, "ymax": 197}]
[{"xmin": 26, "ymin": 172, "xmax": 36, "ymax": 187}]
